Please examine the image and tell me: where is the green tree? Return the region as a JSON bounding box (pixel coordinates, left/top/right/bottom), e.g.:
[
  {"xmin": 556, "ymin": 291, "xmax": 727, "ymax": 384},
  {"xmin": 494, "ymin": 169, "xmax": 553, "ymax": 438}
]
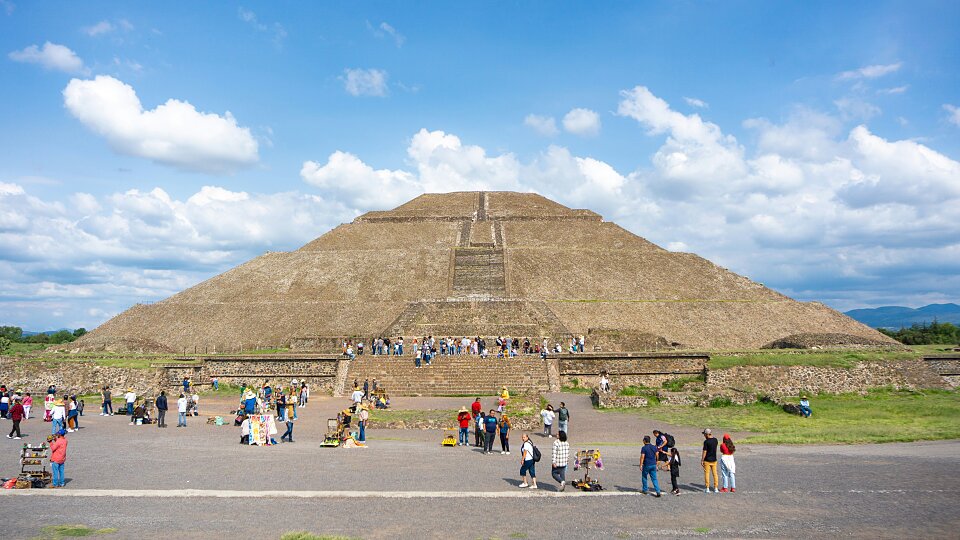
[
  {"xmin": 73, "ymin": 328, "xmax": 87, "ymax": 338},
  {"xmin": 26, "ymin": 333, "xmax": 49, "ymax": 344},
  {"xmin": 879, "ymin": 320, "xmax": 960, "ymax": 345},
  {"xmin": 0, "ymin": 336, "xmax": 11, "ymax": 357},
  {"xmin": 0, "ymin": 326, "xmax": 23, "ymax": 342},
  {"xmin": 48, "ymin": 330, "xmax": 75, "ymax": 344}
]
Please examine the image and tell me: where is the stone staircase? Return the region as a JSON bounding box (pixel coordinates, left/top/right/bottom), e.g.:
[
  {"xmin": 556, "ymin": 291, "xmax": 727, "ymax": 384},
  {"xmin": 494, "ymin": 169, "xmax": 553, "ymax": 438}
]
[
  {"xmin": 344, "ymin": 354, "xmax": 552, "ymax": 396},
  {"xmin": 452, "ymin": 247, "xmax": 506, "ymax": 297},
  {"xmin": 380, "ymin": 299, "xmax": 571, "ymax": 340}
]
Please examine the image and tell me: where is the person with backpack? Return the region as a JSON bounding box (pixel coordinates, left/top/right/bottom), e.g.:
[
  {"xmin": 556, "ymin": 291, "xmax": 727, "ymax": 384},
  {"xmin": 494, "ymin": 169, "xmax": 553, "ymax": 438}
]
[
  {"xmin": 557, "ymin": 402, "xmax": 570, "ymax": 434},
  {"xmin": 669, "ymin": 447, "xmax": 682, "ymax": 495},
  {"xmin": 653, "ymin": 429, "xmax": 673, "ymax": 470},
  {"xmin": 639, "ymin": 435, "xmax": 662, "ymax": 497},
  {"xmin": 719, "ymin": 433, "xmax": 736, "ymax": 492},
  {"xmin": 518, "ymin": 433, "xmax": 538, "ymax": 489}
]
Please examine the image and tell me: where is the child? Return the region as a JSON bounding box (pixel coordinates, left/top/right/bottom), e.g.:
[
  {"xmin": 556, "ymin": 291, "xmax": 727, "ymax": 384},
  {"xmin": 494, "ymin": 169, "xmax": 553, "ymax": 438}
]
[{"xmin": 669, "ymin": 447, "xmax": 682, "ymax": 495}]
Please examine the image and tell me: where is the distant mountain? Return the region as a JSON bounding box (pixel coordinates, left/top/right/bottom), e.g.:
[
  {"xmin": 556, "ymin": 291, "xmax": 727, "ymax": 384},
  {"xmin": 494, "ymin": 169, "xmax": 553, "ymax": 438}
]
[
  {"xmin": 845, "ymin": 303, "xmax": 960, "ymax": 329},
  {"xmin": 21, "ymin": 328, "xmax": 74, "ymax": 337}
]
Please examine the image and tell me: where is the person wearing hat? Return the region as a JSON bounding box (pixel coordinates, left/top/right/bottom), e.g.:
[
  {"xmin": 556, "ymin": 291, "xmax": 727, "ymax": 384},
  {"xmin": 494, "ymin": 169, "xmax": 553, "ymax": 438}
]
[
  {"xmin": 50, "ymin": 429, "xmax": 68, "ymax": 488},
  {"xmin": 457, "ymin": 406, "xmax": 471, "ymax": 446},
  {"xmin": 701, "ymin": 428, "xmax": 720, "ymax": 493}
]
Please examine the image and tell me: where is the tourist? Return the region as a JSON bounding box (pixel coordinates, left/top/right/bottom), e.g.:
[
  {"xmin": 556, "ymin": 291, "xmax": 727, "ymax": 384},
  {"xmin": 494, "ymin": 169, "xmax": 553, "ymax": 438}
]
[
  {"xmin": 363, "ymin": 378, "xmax": 370, "ymax": 400},
  {"xmin": 799, "ymin": 396, "xmax": 812, "ymax": 417},
  {"xmin": 701, "ymin": 428, "xmax": 719, "ymax": 493},
  {"xmin": 457, "ymin": 407, "xmax": 471, "ymax": 446},
  {"xmin": 518, "ymin": 433, "xmax": 538, "ymax": 489},
  {"xmin": 639, "ymin": 435, "xmax": 662, "ymax": 497},
  {"xmin": 22, "ymin": 393, "xmax": 32, "ymax": 419},
  {"xmin": 557, "ymin": 402, "xmax": 570, "ymax": 435},
  {"xmin": 357, "ymin": 403, "xmax": 369, "ymax": 442},
  {"xmin": 484, "ymin": 409, "xmax": 498, "ymax": 454},
  {"xmin": 212, "ymin": 377, "xmax": 219, "ymax": 391},
  {"xmin": 397, "ymin": 337, "xmax": 404, "ymax": 356},
  {"xmin": 599, "ymin": 373, "xmax": 610, "ymax": 393},
  {"xmin": 67, "ymin": 395, "xmax": 79, "ymax": 431},
  {"xmin": 471, "ymin": 397, "xmax": 482, "ymax": 418},
  {"xmin": 281, "ymin": 412, "xmax": 296, "ymax": 443},
  {"xmin": 44, "ymin": 388, "xmax": 56, "ymax": 421},
  {"xmin": 299, "ymin": 382, "xmax": 308, "ymax": 407},
  {"xmin": 350, "ymin": 386, "xmax": 364, "ymax": 406},
  {"xmin": 243, "ymin": 388, "xmax": 257, "ymax": 415},
  {"xmin": 0, "ymin": 388, "xmax": 8, "ymax": 419},
  {"xmin": 475, "ymin": 411, "xmax": 485, "ymax": 447},
  {"xmin": 156, "ymin": 391, "xmax": 168, "ymax": 428},
  {"xmin": 540, "ymin": 404, "xmax": 555, "ymax": 438},
  {"xmin": 182, "ymin": 377, "xmax": 190, "ymax": 394},
  {"xmin": 719, "ymin": 434, "xmax": 736, "ymax": 493},
  {"xmin": 191, "ymin": 392, "xmax": 200, "ymax": 416},
  {"xmin": 50, "ymin": 397, "xmax": 67, "ymax": 435},
  {"xmin": 653, "ymin": 429, "xmax": 670, "ymax": 470},
  {"xmin": 100, "ymin": 386, "xmax": 112, "ymax": 416},
  {"xmin": 499, "ymin": 413, "xmax": 511, "ymax": 454},
  {"xmin": 669, "ymin": 447, "xmax": 682, "ymax": 495},
  {"xmin": 276, "ymin": 391, "xmax": 286, "ymax": 421},
  {"xmin": 578, "ymin": 335, "xmax": 585, "ymax": 353},
  {"xmin": 49, "ymin": 429, "xmax": 67, "ymax": 488},
  {"xmin": 124, "ymin": 388, "xmax": 137, "ymax": 416},
  {"xmin": 177, "ymin": 393, "xmax": 188, "ymax": 427},
  {"xmin": 346, "ymin": 344, "xmax": 355, "ymax": 360},
  {"xmin": 7, "ymin": 397, "xmax": 24, "ymax": 439},
  {"xmin": 415, "ymin": 347, "xmax": 422, "ymax": 368},
  {"xmin": 552, "ymin": 430, "xmax": 570, "ymax": 491}
]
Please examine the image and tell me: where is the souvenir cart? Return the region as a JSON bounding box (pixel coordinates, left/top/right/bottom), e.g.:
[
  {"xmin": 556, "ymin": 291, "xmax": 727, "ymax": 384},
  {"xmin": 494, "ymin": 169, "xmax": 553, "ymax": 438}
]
[{"xmin": 572, "ymin": 449, "xmax": 604, "ymax": 492}]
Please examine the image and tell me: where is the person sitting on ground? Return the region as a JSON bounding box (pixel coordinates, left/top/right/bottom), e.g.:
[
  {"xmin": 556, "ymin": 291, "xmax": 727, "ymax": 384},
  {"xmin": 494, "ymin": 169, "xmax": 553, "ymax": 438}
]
[
  {"xmin": 799, "ymin": 396, "xmax": 812, "ymax": 418},
  {"xmin": 239, "ymin": 415, "xmax": 250, "ymax": 444}
]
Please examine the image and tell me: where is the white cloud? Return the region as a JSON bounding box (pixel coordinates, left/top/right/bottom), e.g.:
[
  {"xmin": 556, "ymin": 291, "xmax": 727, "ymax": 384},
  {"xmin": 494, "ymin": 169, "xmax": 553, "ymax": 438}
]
[
  {"xmin": 301, "ymin": 151, "xmax": 419, "ymax": 209},
  {"xmin": 83, "ymin": 20, "xmax": 113, "ymax": 36},
  {"xmin": 8, "ymin": 42, "xmax": 87, "ymax": 74},
  {"xmin": 878, "ymin": 85, "xmax": 908, "ymax": 95},
  {"xmin": 834, "ymin": 97, "xmax": 881, "ymax": 121},
  {"xmin": 524, "ymin": 114, "xmax": 559, "ymax": 137},
  {"xmin": 371, "ymin": 21, "xmax": 405, "ymax": 47},
  {"xmin": 237, "ymin": 7, "xmax": 287, "ymax": 47},
  {"xmin": 62, "ymin": 75, "xmax": 259, "ymax": 174},
  {"xmin": 0, "ymin": 0, "xmax": 14, "ymax": 16},
  {"xmin": 342, "ymin": 68, "xmax": 389, "ymax": 97},
  {"xmin": 684, "ymin": 97, "xmax": 708, "ymax": 108},
  {"xmin": 836, "ymin": 62, "xmax": 902, "ymax": 80},
  {"xmin": 562, "ymin": 108, "xmax": 601, "ymax": 136},
  {"xmin": 944, "ymin": 104, "xmax": 960, "ymax": 126}
]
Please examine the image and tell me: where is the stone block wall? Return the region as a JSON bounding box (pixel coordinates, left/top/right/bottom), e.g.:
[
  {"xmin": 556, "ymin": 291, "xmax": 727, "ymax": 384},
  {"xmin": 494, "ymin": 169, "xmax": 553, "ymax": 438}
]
[
  {"xmin": 706, "ymin": 359, "xmax": 949, "ymax": 397},
  {"xmin": 199, "ymin": 358, "xmax": 340, "ymax": 393},
  {"xmin": 0, "ymin": 359, "xmax": 164, "ymax": 395},
  {"xmin": 559, "ymin": 354, "xmax": 706, "ymax": 388}
]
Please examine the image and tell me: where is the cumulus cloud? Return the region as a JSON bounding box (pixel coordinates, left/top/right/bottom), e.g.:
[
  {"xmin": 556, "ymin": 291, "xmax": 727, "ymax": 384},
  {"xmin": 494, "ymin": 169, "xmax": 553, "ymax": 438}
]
[
  {"xmin": 8, "ymin": 42, "xmax": 87, "ymax": 74},
  {"xmin": 524, "ymin": 114, "xmax": 559, "ymax": 137},
  {"xmin": 342, "ymin": 68, "xmax": 389, "ymax": 97},
  {"xmin": 562, "ymin": 108, "xmax": 601, "ymax": 136},
  {"xmin": 62, "ymin": 75, "xmax": 259, "ymax": 173},
  {"xmin": 944, "ymin": 104, "xmax": 960, "ymax": 126},
  {"xmin": 836, "ymin": 62, "xmax": 902, "ymax": 80},
  {"xmin": 684, "ymin": 97, "xmax": 708, "ymax": 108}
]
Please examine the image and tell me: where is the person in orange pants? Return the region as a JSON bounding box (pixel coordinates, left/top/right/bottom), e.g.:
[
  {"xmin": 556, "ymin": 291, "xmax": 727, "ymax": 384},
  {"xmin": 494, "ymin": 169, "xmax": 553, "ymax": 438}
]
[{"xmin": 701, "ymin": 428, "xmax": 720, "ymax": 493}]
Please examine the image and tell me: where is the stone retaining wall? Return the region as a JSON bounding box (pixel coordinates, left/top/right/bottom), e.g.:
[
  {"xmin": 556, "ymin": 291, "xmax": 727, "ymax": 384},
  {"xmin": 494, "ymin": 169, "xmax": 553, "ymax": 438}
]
[
  {"xmin": 706, "ymin": 359, "xmax": 949, "ymax": 396},
  {"xmin": 0, "ymin": 359, "xmax": 164, "ymax": 395},
  {"xmin": 560, "ymin": 354, "xmax": 706, "ymax": 389},
  {"xmin": 591, "ymin": 390, "xmax": 649, "ymax": 408}
]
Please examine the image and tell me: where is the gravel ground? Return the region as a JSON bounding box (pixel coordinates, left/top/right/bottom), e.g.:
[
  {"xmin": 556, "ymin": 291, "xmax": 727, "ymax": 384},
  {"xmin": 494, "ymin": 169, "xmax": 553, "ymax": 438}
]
[{"xmin": 0, "ymin": 393, "xmax": 957, "ymax": 539}]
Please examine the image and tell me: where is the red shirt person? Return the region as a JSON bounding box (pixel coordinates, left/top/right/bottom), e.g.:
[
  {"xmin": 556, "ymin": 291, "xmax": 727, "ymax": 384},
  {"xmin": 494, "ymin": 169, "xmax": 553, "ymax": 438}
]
[{"xmin": 7, "ymin": 400, "xmax": 25, "ymax": 439}]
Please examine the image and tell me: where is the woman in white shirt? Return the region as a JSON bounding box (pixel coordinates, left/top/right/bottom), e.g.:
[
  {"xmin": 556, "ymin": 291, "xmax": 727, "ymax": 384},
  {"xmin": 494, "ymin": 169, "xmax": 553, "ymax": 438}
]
[{"xmin": 540, "ymin": 405, "xmax": 555, "ymax": 438}]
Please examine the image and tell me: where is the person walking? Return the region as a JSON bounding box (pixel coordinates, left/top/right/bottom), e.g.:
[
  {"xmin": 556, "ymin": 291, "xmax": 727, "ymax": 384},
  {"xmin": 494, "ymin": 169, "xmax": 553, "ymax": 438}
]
[
  {"xmin": 7, "ymin": 397, "xmax": 24, "ymax": 439},
  {"xmin": 701, "ymin": 428, "xmax": 719, "ymax": 493},
  {"xmin": 67, "ymin": 396, "xmax": 79, "ymax": 431},
  {"xmin": 639, "ymin": 435, "xmax": 662, "ymax": 497},
  {"xmin": 281, "ymin": 413, "xmax": 295, "ymax": 443},
  {"xmin": 540, "ymin": 404, "xmax": 555, "ymax": 438},
  {"xmin": 518, "ymin": 433, "xmax": 538, "ymax": 489},
  {"xmin": 49, "ymin": 429, "xmax": 68, "ymax": 488},
  {"xmin": 212, "ymin": 377, "xmax": 219, "ymax": 391},
  {"xmin": 499, "ymin": 413, "xmax": 511, "ymax": 454},
  {"xmin": 22, "ymin": 393, "xmax": 32, "ymax": 419},
  {"xmin": 457, "ymin": 407, "xmax": 471, "ymax": 446},
  {"xmin": 475, "ymin": 411, "xmax": 485, "ymax": 447},
  {"xmin": 556, "ymin": 402, "xmax": 570, "ymax": 435},
  {"xmin": 484, "ymin": 409, "xmax": 498, "ymax": 454},
  {"xmin": 176, "ymin": 394, "xmax": 188, "ymax": 427},
  {"xmin": 669, "ymin": 447, "xmax": 682, "ymax": 495},
  {"xmin": 719, "ymin": 433, "xmax": 736, "ymax": 493},
  {"xmin": 155, "ymin": 391, "xmax": 168, "ymax": 428},
  {"xmin": 551, "ymin": 430, "xmax": 570, "ymax": 491}
]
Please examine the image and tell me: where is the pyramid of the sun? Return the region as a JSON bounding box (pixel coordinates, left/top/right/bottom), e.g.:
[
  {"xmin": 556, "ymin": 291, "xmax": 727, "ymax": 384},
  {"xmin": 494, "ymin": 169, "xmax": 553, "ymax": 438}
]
[{"xmin": 78, "ymin": 191, "xmax": 894, "ymax": 352}]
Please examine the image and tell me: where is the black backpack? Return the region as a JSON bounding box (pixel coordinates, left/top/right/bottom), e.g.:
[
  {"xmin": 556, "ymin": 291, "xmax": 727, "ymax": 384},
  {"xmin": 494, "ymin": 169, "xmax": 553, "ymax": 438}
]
[
  {"xmin": 532, "ymin": 445, "xmax": 542, "ymax": 463},
  {"xmin": 665, "ymin": 433, "xmax": 676, "ymax": 448}
]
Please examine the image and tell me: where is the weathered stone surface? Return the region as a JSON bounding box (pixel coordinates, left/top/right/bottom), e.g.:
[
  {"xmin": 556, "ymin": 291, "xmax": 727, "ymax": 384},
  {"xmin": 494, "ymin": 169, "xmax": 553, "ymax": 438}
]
[
  {"xmin": 0, "ymin": 359, "xmax": 164, "ymax": 395},
  {"xmin": 591, "ymin": 390, "xmax": 649, "ymax": 408},
  {"xmin": 763, "ymin": 333, "xmax": 903, "ymax": 350},
  {"xmin": 71, "ymin": 191, "xmax": 895, "ymax": 353}
]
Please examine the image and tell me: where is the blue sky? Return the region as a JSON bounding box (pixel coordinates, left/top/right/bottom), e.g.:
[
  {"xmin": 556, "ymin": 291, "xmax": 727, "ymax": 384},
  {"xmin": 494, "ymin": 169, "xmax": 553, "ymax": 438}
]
[{"xmin": 1, "ymin": 1, "xmax": 959, "ymax": 330}]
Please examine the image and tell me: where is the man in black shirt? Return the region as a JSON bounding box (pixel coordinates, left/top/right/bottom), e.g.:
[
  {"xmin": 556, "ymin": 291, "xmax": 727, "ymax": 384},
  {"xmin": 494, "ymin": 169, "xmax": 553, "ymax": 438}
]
[
  {"xmin": 701, "ymin": 428, "xmax": 719, "ymax": 493},
  {"xmin": 155, "ymin": 391, "xmax": 168, "ymax": 428}
]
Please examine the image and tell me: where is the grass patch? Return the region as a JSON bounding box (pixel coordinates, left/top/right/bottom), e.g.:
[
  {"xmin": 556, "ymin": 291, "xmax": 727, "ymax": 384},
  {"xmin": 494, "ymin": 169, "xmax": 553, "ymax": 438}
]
[
  {"xmin": 694, "ymin": 527, "xmax": 711, "ymax": 534},
  {"xmin": 619, "ymin": 388, "xmax": 960, "ymax": 444},
  {"xmin": 280, "ymin": 533, "xmax": 357, "ymax": 540},
  {"xmin": 708, "ymin": 349, "xmax": 923, "ymax": 370},
  {"xmin": 618, "ymin": 385, "xmax": 651, "ymax": 396},
  {"xmin": 33, "ymin": 524, "xmax": 117, "ymax": 539},
  {"xmin": 15, "ymin": 356, "xmax": 194, "ymax": 370},
  {"xmin": 5, "ymin": 342, "xmax": 48, "ymax": 354},
  {"xmin": 241, "ymin": 347, "xmax": 290, "ymax": 354},
  {"xmin": 662, "ymin": 376, "xmax": 702, "ymax": 392},
  {"xmin": 509, "ymin": 534, "xmax": 528, "ymax": 539}
]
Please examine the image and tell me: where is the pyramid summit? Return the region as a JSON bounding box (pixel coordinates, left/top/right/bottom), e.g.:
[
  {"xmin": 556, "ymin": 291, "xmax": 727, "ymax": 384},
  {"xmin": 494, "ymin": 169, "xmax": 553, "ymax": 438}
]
[{"xmin": 76, "ymin": 191, "xmax": 894, "ymax": 352}]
